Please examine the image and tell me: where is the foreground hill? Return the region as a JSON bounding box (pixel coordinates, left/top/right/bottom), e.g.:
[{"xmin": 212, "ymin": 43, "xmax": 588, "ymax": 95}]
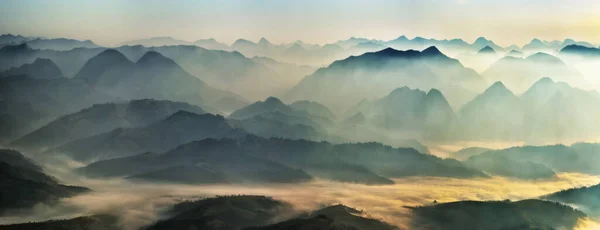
[
  {"xmin": 10, "ymin": 99, "xmax": 205, "ymax": 151},
  {"xmin": 247, "ymin": 204, "xmax": 399, "ymax": 230},
  {"xmin": 408, "ymin": 199, "xmax": 586, "ymax": 230},
  {"xmin": 0, "ymin": 215, "xmax": 118, "ymax": 230},
  {"xmin": 79, "ymin": 135, "xmax": 486, "ymax": 185},
  {"xmin": 146, "ymin": 195, "xmax": 296, "ymax": 230},
  {"xmin": 285, "ymin": 46, "xmax": 485, "ymax": 110},
  {"xmin": 542, "ymin": 183, "xmax": 600, "ymax": 216},
  {"xmin": 0, "ymin": 149, "xmax": 89, "ymax": 215}
]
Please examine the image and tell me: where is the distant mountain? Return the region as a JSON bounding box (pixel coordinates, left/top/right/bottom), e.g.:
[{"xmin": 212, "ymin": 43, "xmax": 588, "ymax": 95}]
[
  {"xmin": 560, "ymin": 44, "xmax": 600, "ymax": 58},
  {"xmin": 285, "ymin": 46, "xmax": 485, "ymax": 110},
  {"xmin": 0, "ymin": 34, "xmax": 37, "ymax": 45},
  {"xmin": 505, "ymin": 49, "xmax": 524, "ymax": 57},
  {"xmin": 24, "ymin": 38, "xmax": 100, "ymax": 51},
  {"xmin": 346, "ymin": 87, "xmax": 457, "ymax": 140},
  {"xmin": 0, "ymin": 75, "xmax": 115, "ymax": 143},
  {"xmin": 289, "ymin": 100, "xmax": 337, "ymax": 121},
  {"xmin": 458, "ymin": 82, "xmax": 525, "ymax": 140},
  {"xmin": 523, "ymin": 38, "xmax": 594, "ymax": 53},
  {"xmin": 0, "ymin": 215, "xmax": 118, "ymax": 230},
  {"xmin": 0, "ymin": 43, "xmax": 104, "ymax": 76},
  {"xmin": 448, "ymin": 147, "xmax": 492, "ymax": 160},
  {"xmin": 477, "ymin": 46, "xmax": 496, "ymax": 54},
  {"xmin": 50, "ymin": 111, "xmax": 245, "ymax": 162},
  {"xmin": 464, "ymin": 154, "xmax": 556, "ymax": 179},
  {"xmin": 461, "ymin": 143, "xmax": 600, "ymax": 176},
  {"xmin": 209, "ymin": 96, "xmax": 250, "ymax": 115},
  {"xmin": 193, "ymin": 38, "xmax": 230, "ymax": 50},
  {"xmin": 119, "ymin": 36, "xmax": 192, "ymax": 47},
  {"xmin": 482, "ymin": 53, "xmax": 583, "ymax": 92},
  {"xmin": 79, "ymin": 135, "xmax": 485, "ymax": 185},
  {"xmin": 10, "ymin": 99, "xmax": 205, "ymax": 151},
  {"xmin": 542, "ymin": 183, "xmax": 600, "ymax": 216},
  {"xmin": 231, "ymin": 38, "xmax": 346, "ymax": 66},
  {"xmin": 248, "ymin": 204, "xmax": 399, "ymax": 230},
  {"xmin": 75, "ymin": 49, "xmax": 238, "ymax": 106},
  {"xmin": 472, "ymin": 37, "xmax": 504, "ymax": 51},
  {"xmin": 146, "ymin": 196, "xmax": 296, "ymax": 230},
  {"xmin": 0, "ymin": 58, "xmax": 63, "ymax": 79},
  {"xmin": 408, "ymin": 199, "xmax": 585, "ymax": 230},
  {"xmin": 0, "ymin": 149, "xmax": 89, "ymax": 215}
]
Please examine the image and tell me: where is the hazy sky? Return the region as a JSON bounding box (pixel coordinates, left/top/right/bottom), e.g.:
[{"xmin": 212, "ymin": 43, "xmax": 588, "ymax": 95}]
[{"xmin": 1, "ymin": 0, "xmax": 599, "ymax": 47}]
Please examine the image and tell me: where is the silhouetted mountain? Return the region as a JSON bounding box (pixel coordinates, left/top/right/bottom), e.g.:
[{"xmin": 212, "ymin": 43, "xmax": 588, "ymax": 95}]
[
  {"xmin": 0, "ymin": 215, "xmax": 118, "ymax": 230},
  {"xmin": 505, "ymin": 49, "xmax": 524, "ymax": 57},
  {"xmin": 10, "ymin": 99, "xmax": 205, "ymax": 151},
  {"xmin": 542, "ymin": 183, "xmax": 600, "ymax": 216},
  {"xmin": 0, "ymin": 34, "xmax": 37, "ymax": 45},
  {"xmin": 483, "ymin": 53, "xmax": 583, "ymax": 92},
  {"xmin": 146, "ymin": 196, "xmax": 296, "ymax": 230},
  {"xmin": 50, "ymin": 111, "xmax": 245, "ymax": 162},
  {"xmin": 75, "ymin": 49, "xmax": 238, "ymax": 106},
  {"xmin": 0, "ymin": 149, "xmax": 89, "ymax": 215},
  {"xmin": 458, "ymin": 82, "xmax": 525, "ymax": 140},
  {"xmin": 408, "ymin": 199, "xmax": 585, "ymax": 230},
  {"xmin": 119, "ymin": 36, "xmax": 192, "ymax": 47},
  {"xmin": 248, "ymin": 204, "xmax": 399, "ymax": 230},
  {"xmin": 1, "ymin": 58, "xmax": 63, "ymax": 79},
  {"xmin": 285, "ymin": 46, "xmax": 485, "ymax": 110}
]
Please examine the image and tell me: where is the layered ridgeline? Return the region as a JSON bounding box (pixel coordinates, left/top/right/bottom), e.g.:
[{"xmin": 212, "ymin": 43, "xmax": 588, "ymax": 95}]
[
  {"xmin": 74, "ymin": 49, "xmax": 239, "ymax": 107},
  {"xmin": 342, "ymin": 87, "xmax": 458, "ymax": 141},
  {"xmin": 453, "ymin": 142, "xmax": 600, "ymax": 179},
  {"xmin": 408, "ymin": 199, "xmax": 586, "ymax": 230},
  {"xmin": 0, "ymin": 149, "xmax": 89, "ymax": 215},
  {"xmin": 9, "ymin": 99, "xmax": 206, "ymax": 151},
  {"xmin": 482, "ymin": 52, "xmax": 583, "ymax": 92},
  {"xmin": 144, "ymin": 195, "xmax": 398, "ymax": 230},
  {"xmin": 0, "ymin": 71, "xmax": 115, "ymax": 144},
  {"xmin": 78, "ymin": 134, "xmax": 486, "ymax": 185},
  {"xmin": 457, "ymin": 78, "xmax": 600, "ymax": 141},
  {"xmin": 0, "ymin": 58, "xmax": 63, "ymax": 79},
  {"xmin": 0, "ymin": 34, "xmax": 100, "ymax": 51},
  {"xmin": 0, "ymin": 43, "xmax": 314, "ymax": 101},
  {"xmin": 285, "ymin": 46, "xmax": 486, "ymax": 111},
  {"xmin": 542, "ymin": 183, "xmax": 600, "ymax": 216}
]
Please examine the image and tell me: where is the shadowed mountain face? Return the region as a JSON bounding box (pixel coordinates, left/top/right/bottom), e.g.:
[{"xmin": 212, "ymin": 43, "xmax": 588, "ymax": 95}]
[
  {"xmin": 0, "ymin": 215, "xmax": 118, "ymax": 230},
  {"xmin": 560, "ymin": 44, "xmax": 600, "ymax": 58},
  {"xmin": 0, "ymin": 75, "xmax": 115, "ymax": 143},
  {"xmin": 79, "ymin": 135, "xmax": 486, "ymax": 185},
  {"xmin": 0, "ymin": 58, "xmax": 63, "ymax": 79},
  {"xmin": 461, "ymin": 143, "xmax": 600, "ymax": 178},
  {"xmin": 247, "ymin": 204, "xmax": 399, "ymax": 230},
  {"xmin": 0, "ymin": 149, "xmax": 89, "ymax": 215},
  {"xmin": 483, "ymin": 53, "xmax": 583, "ymax": 92},
  {"xmin": 146, "ymin": 196, "xmax": 296, "ymax": 230},
  {"xmin": 9, "ymin": 99, "xmax": 205, "ymax": 151},
  {"xmin": 409, "ymin": 199, "xmax": 586, "ymax": 230},
  {"xmin": 542, "ymin": 183, "xmax": 600, "ymax": 216},
  {"xmin": 346, "ymin": 87, "xmax": 457, "ymax": 140},
  {"xmin": 49, "ymin": 111, "xmax": 246, "ymax": 162},
  {"xmin": 75, "ymin": 49, "xmax": 239, "ymax": 107},
  {"xmin": 285, "ymin": 46, "xmax": 485, "ymax": 110},
  {"xmin": 23, "ymin": 38, "xmax": 100, "ymax": 51}
]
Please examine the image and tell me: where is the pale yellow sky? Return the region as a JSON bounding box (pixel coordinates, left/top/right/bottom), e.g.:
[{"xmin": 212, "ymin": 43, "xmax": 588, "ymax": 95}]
[{"xmin": 1, "ymin": 0, "xmax": 599, "ymax": 47}]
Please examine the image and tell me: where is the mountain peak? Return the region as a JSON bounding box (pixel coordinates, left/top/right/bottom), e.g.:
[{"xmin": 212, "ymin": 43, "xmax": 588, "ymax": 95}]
[
  {"xmin": 264, "ymin": 96, "xmax": 284, "ymax": 105},
  {"xmin": 258, "ymin": 37, "xmax": 271, "ymax": 46},
  {"xmin": 422, "ymin": 46, "xmax": 443, "ymax": 56},
  {"xmin": 474, "ymin": 37, "xmax": 490, "ymax": 43},
  {"xmin": 164, "ymin": 110, "xmax": 224, "ymax": 123},
  {"xmin": 484, "ymin": 81, "xmax": 512, "ymax": 95},
  {"xmin": 0, "ymin": 43, "xmax": 31, "ymax": 53},
  {"xmin": 137, "ymin": 51, "xmax": 175, "ymax": 66},
  {"xmin": 478, "ymin": 46, "xmax": 496, "ymax": 54},
  {"xmin": 525, "ymin": 52, "xmax": 563, "ymax": 64}
]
